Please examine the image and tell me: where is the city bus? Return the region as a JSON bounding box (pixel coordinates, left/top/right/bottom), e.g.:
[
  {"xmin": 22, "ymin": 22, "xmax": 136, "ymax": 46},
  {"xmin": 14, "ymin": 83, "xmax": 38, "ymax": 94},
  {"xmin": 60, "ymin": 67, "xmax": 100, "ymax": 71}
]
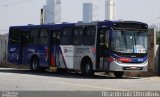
[{"xmin": 8, "ymin": 20, "xmax": 148, "ymax": 77}]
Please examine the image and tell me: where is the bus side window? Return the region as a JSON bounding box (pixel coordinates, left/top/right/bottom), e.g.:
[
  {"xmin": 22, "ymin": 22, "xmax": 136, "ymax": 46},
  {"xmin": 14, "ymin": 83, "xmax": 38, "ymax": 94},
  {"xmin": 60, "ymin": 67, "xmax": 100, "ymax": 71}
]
[
  {"xmin": 83, "ymin": 26, "xmax": 96, "ymax": 46},
  {"xmin": 73, "ymin": 27, "xmax": 83, "ymax": 45},
  {"xmin": 52, "ymin": 30, "xmax": 61, "ymax": 45},
  {"xmin": 9, "ymin": 29, "xmax": 21, "ymax": 45},
  {"xmin": 21, "ymin": 31, "xmax": 29, "ymax": 47},
  {"xmin": 29, "ymin": 30, "xmax": 39, "ymax": 44},
  {"xmin": 61, "ymin": 28, "xmax": 73, "ymax": 45},
  {"xmin": 39, "ymin": 29, "xmax": 48, "ymax": 45}
]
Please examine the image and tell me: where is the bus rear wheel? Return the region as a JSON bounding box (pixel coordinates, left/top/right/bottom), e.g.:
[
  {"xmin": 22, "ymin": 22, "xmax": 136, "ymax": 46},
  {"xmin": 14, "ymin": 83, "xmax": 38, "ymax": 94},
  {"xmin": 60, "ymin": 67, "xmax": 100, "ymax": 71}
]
[
  {"xmin": 30, "ymin": 57, "xmax": 40, "ymax": 72},
  {"xmin": 81, "ymin": 60, "xmax": 94, "ymax": 76},
  {"xmin": 114, "ymin": 71, "xmax": 124, "ymax": 78}
]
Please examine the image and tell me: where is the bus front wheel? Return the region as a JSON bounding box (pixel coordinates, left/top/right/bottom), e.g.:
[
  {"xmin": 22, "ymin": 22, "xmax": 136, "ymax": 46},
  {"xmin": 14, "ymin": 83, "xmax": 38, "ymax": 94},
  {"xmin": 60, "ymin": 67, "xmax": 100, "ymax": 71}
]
[
  {"xmin": 81, "ymin": 60, "xmax": 94, "ymax": 76},
  {"xmin": 114, "ymin": 71, "xmax": 124, "ymax": 78}
]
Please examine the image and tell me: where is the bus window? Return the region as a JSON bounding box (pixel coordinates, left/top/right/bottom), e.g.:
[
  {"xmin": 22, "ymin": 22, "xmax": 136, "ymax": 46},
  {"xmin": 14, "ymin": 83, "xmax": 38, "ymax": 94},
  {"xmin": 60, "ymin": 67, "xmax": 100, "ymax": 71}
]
[
  {"xmin": 99, "ymin": 29, "xmax": 109, "ymax": 48},
  {"xmin": 21, "ymin": 30, "xmax": 29, "ymax": 47},
  {"xmin": 61, "ymin": 28, "xmax": 73, "ymax": 45},
  {"xmin": 52, "ymin": 30, "xmax": 61, "ymax": 45},
  {"xmin": 73, "ymin": 27, "xmax": 83, "ymax": 45},
  {"xmin": 39, "ymin": 29, "xmax": 48, "ymax": 45},
  {"xmin": 99, "ymin": 29, "xmax": 109, "ymax": 57},
  {"xmin": 83, "ymin": 26, "xmax": 96, "ymax": 45},
  {"xmin": 9, "ymin": 29, "xmax": 21, "ymax": 44},
  {"xmin": 29, "ymin": 30, "xmax": 39, "ymax": 44}
]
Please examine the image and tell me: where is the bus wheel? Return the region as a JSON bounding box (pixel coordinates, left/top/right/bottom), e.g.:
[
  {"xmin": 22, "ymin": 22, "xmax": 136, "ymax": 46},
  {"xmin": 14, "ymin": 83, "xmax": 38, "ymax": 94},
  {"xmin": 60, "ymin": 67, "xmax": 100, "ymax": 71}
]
[
  {"xmin": 114, "ymin": 71, "xmax": 124, "ymax": 78},
  {"xmin": 81, "ymin": 60, "xmax": 94, "ymax": 76},
  {"xmin": 30, "ymin": 57, "xmax": 40, "ymax": 72}
]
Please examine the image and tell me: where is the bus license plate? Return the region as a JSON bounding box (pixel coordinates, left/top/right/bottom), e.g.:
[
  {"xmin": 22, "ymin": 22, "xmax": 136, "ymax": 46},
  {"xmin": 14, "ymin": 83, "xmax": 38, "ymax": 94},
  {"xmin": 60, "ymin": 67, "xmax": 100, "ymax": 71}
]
[{"xmin": 130, "ymin": 66, "xmax": 137, "ymax": 70}]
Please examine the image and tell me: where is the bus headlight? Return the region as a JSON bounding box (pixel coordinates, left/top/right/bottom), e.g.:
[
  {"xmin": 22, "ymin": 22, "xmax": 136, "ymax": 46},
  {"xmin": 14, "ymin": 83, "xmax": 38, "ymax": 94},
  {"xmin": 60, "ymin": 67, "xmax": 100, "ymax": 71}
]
[
  {"xmin": 118, "ymin": 58, "xmax": 132, "ymax": 63},
  {"xmin": 108, "ymin": 57, "xmax": 132, "ymax": 63}
]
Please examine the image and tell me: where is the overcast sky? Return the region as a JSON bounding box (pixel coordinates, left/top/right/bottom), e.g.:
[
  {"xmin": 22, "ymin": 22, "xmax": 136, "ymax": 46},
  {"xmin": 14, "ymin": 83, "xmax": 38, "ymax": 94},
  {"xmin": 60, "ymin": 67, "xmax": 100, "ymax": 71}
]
[{"xmin": 0, "ymin": 0, "xmax": 160, "ymax": 34}]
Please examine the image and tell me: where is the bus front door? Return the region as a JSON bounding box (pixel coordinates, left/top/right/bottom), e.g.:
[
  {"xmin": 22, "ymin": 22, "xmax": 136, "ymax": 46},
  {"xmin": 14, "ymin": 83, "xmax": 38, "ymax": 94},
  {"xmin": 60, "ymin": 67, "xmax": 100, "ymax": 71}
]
[{"xmin": 97, "ymin": 28, "xmax": 109, "ymax": 71}]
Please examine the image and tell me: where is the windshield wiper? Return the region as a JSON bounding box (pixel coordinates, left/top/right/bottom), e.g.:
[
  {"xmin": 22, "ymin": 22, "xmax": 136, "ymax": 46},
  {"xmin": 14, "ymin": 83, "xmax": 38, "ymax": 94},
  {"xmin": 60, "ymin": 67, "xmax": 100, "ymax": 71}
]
[{"xmin": 124, "ymin": 36, "xmax": 127, "ymax": 50}]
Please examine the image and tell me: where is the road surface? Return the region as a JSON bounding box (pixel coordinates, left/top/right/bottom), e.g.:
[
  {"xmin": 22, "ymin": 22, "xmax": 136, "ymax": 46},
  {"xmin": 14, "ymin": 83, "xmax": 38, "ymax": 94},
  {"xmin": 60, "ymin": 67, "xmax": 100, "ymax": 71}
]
[{"xmin": 0, "ymin": 68, "xmax": 160, "ymax": 91}]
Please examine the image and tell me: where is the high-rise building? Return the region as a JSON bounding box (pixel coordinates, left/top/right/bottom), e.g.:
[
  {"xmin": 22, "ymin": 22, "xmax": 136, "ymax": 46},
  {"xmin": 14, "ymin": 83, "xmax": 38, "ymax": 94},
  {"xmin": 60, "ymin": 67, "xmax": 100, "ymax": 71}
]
[
  {"xmin": 40, "ymin": 8, "xmax": 44, "ymax": 24},
  {"xmin": 83, "ymin": 3, "xmax": 93, "ymax": 23},
  {"xmin": 43, "ymin": 0, "xmax": 61, "ymax": 24},
  {"xmin": 105, "ymin": 0, "xmax": 116, "ymax": 20}
]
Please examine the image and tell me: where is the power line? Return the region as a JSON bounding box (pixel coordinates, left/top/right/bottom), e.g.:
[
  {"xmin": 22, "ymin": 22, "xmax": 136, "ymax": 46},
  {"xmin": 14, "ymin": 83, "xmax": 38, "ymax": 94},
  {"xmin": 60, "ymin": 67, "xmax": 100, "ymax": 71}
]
[
  {"xmin": 152, "ymin": 22, "xmax": 160, "ymax": 25},
  {"xmin": 149, "ymin": 17, "xmax": 160, "ymax": 24}
]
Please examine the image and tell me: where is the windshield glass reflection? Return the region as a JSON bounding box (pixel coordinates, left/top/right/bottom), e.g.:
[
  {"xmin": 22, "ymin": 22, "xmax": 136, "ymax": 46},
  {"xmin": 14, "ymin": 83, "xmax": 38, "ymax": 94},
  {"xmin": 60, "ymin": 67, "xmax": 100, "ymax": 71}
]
[{"xmin": 111, "ymin": 30, "xmax": 147, "ymax": 53}]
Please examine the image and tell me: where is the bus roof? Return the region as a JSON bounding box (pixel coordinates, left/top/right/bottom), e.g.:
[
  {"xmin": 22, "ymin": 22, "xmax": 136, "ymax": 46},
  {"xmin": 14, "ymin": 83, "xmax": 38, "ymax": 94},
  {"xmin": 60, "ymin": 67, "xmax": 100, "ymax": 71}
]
[
  {"xmin": 9, "ymin": 20, "xmax": 147, "ymax": 30},
  {"xmin": 10, "ymin": 23, "xmax": 75, "ymax": 30}
]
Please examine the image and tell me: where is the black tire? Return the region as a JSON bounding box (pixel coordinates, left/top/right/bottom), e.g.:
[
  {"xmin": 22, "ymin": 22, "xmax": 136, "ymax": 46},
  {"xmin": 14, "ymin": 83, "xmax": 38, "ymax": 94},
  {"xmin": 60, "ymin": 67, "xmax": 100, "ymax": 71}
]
[
  {"xmin": 114, "ymin": 71, "xmax": 124, "ymax": 78},
  {"xmin": 81, "ymin": 60, "xmax": 94, "ymax": 76},
  {"xmin": 30, "ymin": 57, "xmax": 40, "ymax": 72}
]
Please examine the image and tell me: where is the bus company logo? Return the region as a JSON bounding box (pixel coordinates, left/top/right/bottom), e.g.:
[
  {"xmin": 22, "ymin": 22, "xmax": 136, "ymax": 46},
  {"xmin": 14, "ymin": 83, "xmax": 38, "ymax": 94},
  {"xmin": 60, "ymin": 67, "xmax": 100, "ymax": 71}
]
[
  {"xmin": 64, "ymin": 49, "xmax": 67, "ymax": 53},
  {"xmin": 64, "ymin": 49, "xmax": 72, "ymax": 53},
  {"xmin": 131, "ymin": 56, "xmax": 136, "ymax": 58}
]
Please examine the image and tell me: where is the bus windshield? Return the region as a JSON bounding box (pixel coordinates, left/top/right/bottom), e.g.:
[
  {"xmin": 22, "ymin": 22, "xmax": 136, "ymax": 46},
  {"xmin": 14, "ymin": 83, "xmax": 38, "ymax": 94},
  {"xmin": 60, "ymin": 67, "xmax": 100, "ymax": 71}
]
[{"xmin": 111, "ymin": 30, "xmax": 147, "ymax": 53}]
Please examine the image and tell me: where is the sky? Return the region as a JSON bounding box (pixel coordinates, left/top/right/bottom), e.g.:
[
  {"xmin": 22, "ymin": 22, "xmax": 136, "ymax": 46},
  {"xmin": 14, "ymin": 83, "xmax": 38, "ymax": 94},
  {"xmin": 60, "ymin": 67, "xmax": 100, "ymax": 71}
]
[{"xmin": 0, "ymin": 0, "xmax": 160, "ymax": 34}]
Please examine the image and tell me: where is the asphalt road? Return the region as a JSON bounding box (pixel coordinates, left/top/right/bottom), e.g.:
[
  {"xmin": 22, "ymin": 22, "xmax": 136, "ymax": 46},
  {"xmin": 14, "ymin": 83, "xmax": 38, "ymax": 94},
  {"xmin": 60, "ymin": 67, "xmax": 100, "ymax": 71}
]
[{"xmin": 0, "ymin": 68, "xmax": 160, "ymax": 91}]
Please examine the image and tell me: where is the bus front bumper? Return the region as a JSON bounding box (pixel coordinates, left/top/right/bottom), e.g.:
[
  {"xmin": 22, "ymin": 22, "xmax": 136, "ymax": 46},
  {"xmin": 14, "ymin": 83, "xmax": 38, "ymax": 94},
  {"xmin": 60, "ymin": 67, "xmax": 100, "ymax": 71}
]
[{"xmin": 109, "ymin": 61, "xmax": 148, "ymax": 72}]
